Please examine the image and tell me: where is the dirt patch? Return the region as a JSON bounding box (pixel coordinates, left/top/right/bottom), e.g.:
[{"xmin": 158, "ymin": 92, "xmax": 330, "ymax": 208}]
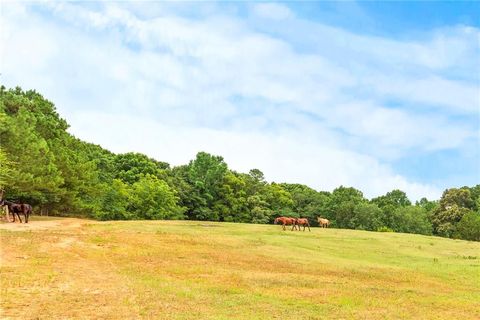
[
  {"xmin": 0, "ymin": 217, "xmax": 94, "ymax": 232},
  {"xmin": 56, "ymin": 237, "xmax": 76, "ymax": 248}
]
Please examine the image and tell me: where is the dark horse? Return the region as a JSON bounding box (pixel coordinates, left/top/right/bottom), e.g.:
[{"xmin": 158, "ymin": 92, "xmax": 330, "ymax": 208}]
[
  {"xmin": 274, "ymin": 216, "xmax": 297, "ymax": 231},
  {"xmin": 0, "ymin": 199, "xmax": 32, "ymax": 223},
  {"xmin": 295, "ymin": 218, "xmax": 311, "ymax": 232}
]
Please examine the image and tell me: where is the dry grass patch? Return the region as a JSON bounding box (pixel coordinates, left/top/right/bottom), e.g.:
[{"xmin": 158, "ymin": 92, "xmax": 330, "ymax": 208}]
[{"xmin": 1, "ymin": 217, "xmax": 479, "ymax": 319}]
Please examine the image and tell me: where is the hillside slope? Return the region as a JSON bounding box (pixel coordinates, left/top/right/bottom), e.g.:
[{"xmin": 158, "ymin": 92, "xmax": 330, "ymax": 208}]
[{"xmin": 1, "ymin": 217, "xmax": 479, "ymax": 319}]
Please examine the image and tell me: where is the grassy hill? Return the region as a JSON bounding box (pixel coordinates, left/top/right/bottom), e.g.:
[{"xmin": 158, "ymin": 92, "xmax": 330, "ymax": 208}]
[{"xmin": 1, "ymin": 217, "xmax": 479, "ymax": 319}]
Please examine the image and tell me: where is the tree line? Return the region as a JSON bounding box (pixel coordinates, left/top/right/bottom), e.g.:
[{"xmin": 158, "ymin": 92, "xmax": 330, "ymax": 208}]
[{"xmin": 1, "ymin": 87, "xmax": 479, "ymax": 241}]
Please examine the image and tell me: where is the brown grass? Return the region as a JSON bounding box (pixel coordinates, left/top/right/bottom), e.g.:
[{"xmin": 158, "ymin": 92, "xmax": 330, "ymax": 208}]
[{"xmin": 1, "ymin": 217, "xmax": 479, "ymax": 319}]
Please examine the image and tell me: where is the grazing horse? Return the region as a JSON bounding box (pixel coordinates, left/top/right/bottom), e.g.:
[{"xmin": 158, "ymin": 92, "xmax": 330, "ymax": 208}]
[
  {"xmin": 317, "ymin": 217, "xmax": 330, "ymax": 228},
  {"xmin": 0, "ymin": 200, "xmax": 32, "ymax": 223},
  {"xmin": 296, "ymin": 218, "xmax": 311, "ymax": 232},
  {"xmin": 274, "ymin": 217, "xmax": 297, "ymax": 231}
]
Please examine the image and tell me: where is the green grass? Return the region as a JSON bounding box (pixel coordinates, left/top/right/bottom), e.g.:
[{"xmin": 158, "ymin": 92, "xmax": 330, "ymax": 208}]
[{"xmin": 1, "ymin": 217, "xmax": 479, "ymax": 319}]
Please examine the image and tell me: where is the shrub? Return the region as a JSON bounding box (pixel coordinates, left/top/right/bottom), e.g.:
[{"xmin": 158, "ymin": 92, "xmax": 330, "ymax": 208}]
[
  {"xmin": 455, "ymin": 211, "xmax": 480, "ymax": 241},
  {"xmin": 377, "ymin": 226, "xmax": 394, "ymax": 232}
]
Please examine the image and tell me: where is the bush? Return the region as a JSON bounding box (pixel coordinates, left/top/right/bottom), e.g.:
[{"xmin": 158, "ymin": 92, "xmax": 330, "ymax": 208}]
[
  {"xmin": 95, "ymin": 180, "xmax": 131, "ymax": 220},
  {"xmin": 351, "ymin": 203, "xmax": 384, "ymax": 231},
  {"xmin": 128, "ymin": 175, "xmax": 185, "ymax": 220},
  {"xmin": 455, "ymin": 211, "xmax": 480, "ymax": 241},
  {"xmin": 377, "ymin": 226, "xmax": 394, "ymax": 232},
  {"xmin": 392, "ymin": 206, "xmax": 432, "ymax": 235}
]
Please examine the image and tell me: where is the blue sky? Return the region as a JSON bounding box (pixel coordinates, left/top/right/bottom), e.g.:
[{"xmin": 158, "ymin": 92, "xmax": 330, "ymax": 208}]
[
  {"xmin": 1, "ymin": 1, "xmax": 479, "ymax": 201},
  {"xmin": 293, "ymin": 2, "xmax": 480, "ymax": 35}
]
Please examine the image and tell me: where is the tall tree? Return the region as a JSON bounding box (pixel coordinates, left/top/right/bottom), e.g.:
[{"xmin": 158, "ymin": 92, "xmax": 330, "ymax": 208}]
[
  {"xmin": 113, "ymin": 152, "xmax": 169, "ymax": 184},
  {"xmin": 128, "ymin": 175, "xmax": 185, "ymax": 220},
  {"xmin": 431, "ymin": 188, "xmax": 475, "ymax": 237},
  {"xmin": 279, "ymin": 183, "xmax": 329, "ymax": 223},
  {"xmin": 0, "ymin": 90, "xmax": 64, "ymax": 206},
  {"xmin": 455, "ymin": 211, "xmax": 480, "ymax": 241},
  {"xmin": 371, "ymin": 189, "xmax": 411, "ymax": 229},
  {"xmin": 328, "ymin": 186, "xmax": 366, "ymax": 226},
  {"xmin": 391, "ymin": 206, "xmax": 432, "ymax": 235},
  {"xmin": 185, "ymin": 152, "xmax": 228, "ymax": 220}
]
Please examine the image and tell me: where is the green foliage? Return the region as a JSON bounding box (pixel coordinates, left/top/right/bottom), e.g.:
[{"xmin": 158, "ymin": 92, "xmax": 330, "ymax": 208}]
[
  {"xmin": 391, "ymin": 206, "xmax": 432, "ymax": 235},
  {"xmin": 0, "ymin": 88, "xmax": 64, "ymax": 205},
  {"xmin": 95, "ymin": 180, "xmax": 131, "ymax": 220},
  {"xmin": 351, "ymin": 203, "xmax": 384, "ymax": 231},
  {"xmin": 455, "ymin": 211, "xmax": 480, "ymax": 241},
  {"xmin": 265, "ymin": 183, "xmax": 294, "ymax": 212},
  {"xmin": 431, "ymin": 188, "xmax": 474, "ymax": 237},
  {"xmin": 0, "ymin": 147, "xmax": 13, "ymax": 189},
  {"xmin": 377, "ymin": 226, "xmax": 394, "ymax": 232},
  {"xmin": 128, "ymin": 175, "xmax": 185, "ymax": 220},
  {"xmin": 280, "ymin": 183, "xmax": 330, "ymax": 224},
  {"xmin": 184, "ymin": 152, "xmax": 228, "ymax": 220},
  {"xmin": 464, "ymin": 185, "xmax": 480, "ymax": 212},
  {"xmin": 372, "ymin": 189, "xmax": 411, "ymax": 208},
  {"xmin": 371, "ymin": 189, "xmax": 411, "ymax": 229},
  {"xmin": 113, "ymin": 152, "xmax": 169, "ymax": 184},
  {"xmin": 328, "ymin": 186, "xmax": 366, "ymax": 228},
  {"xmin": 416, "ymin": 197, "xmax": 439, "ymax": 213},
  {"xmin": 215, "ymin": 171, "xmax": 249, "ymax": 222}
]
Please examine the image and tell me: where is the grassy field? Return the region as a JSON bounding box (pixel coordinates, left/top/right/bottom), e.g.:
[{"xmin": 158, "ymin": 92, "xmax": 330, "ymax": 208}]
[{"xmin": 1, "ymin": 217, "xmax": 479, "ymax": 319}]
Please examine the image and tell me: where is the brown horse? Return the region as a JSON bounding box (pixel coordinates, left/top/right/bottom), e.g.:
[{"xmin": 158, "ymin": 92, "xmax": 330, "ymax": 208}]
[
  {"xmin": 296, "ymin": 218, "xmax": 311, "ymax": 231},
  {"xmin": 0, "ymin": 200, "xmax": 32, "ymax": 223},
  {"xmin": 274, "ymin": 217, "xmax": 297, "ymax": 231},
  {"xmin": 317, "ymin": 217, "xmax": 330, "ymax": 228}
]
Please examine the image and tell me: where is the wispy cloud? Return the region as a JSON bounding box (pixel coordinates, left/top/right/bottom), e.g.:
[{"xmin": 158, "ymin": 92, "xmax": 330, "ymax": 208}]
[{"xmin": 1, "ymin": 2, "xmax": 478, "ymax": 200}]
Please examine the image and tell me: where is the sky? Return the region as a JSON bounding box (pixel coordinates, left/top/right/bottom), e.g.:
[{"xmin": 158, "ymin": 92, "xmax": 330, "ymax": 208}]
[{"xmin": 1, "ymin": 1, "xmax": 479, "ymax": 201}]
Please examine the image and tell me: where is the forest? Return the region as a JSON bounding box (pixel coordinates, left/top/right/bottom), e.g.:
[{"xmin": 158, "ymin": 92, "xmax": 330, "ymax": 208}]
[{"xmin": 0, "ymin": 87, "xmax": 479, "ymax": 241}]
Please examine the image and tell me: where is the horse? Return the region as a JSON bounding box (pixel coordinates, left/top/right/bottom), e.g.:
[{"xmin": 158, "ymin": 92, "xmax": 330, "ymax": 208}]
[
  {"xmin": 296, "ymin": 218, "xmax": 311, "ymax": 232},
  {"xmin": 317, "ymin": 217, "xmax": 330, "ymax": 228},
  {"xmin": 274, "ymin": 216, "xmax": 297, "ymax": 231},
  {"xmin": 0, "ymin": 199, "xmax": 32, "ymax": 223}
]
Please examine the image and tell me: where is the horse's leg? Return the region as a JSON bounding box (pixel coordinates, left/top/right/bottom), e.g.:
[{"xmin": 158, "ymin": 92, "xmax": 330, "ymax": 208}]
[
  {"xmin": 17, "ymin": 212, "xmax": 22, "ymax": 223},
  {"xmin": 282, "ymin": 223, "xmax": 286, "ymax": 231},
  {"xmin": 307, "ymin": 223, "xmax": 311, "ymax": 232}
]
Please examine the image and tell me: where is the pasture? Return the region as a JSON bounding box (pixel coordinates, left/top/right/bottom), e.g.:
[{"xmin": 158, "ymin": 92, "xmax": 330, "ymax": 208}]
[{"xmin": 1, "ymin": 217, "xmax": 479, "ymax": 319}]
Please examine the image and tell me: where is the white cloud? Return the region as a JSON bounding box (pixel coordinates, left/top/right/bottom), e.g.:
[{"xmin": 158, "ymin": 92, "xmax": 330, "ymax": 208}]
[
  {"xmin": 1, "ymin": 2, "xmax": 478, "ymax": 201},
  {"xmin": 252, "ymin": 3, "xmax": 294, "ymax": 20},
  {"xmin": 67, "ymin": 111, "xmax": 442, "ymax": 201}
]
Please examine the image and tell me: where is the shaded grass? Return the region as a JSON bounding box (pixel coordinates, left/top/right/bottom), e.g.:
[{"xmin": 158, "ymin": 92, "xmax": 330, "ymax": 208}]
[{"xmin": 1, "ymin": 218, "xmax": 479, "ymax": 319}]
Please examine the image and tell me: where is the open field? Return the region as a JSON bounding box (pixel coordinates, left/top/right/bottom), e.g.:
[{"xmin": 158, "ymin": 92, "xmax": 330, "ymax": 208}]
[{"xmin": 1, "ymin": 217, "xmax": 479, "ymax": 320}]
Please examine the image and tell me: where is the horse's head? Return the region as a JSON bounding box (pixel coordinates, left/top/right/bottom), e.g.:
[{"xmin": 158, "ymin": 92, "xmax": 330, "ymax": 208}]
[{"xmin": 274, "ymin": 217, "xmax": 279, "ymax": 224}]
